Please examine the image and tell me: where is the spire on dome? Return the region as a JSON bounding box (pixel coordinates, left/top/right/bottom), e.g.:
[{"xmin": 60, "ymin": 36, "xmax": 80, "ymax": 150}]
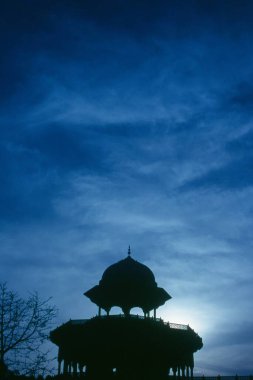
[{"xmin": 128, "ymin": 246, "xmax": 131, "ymax": 257}]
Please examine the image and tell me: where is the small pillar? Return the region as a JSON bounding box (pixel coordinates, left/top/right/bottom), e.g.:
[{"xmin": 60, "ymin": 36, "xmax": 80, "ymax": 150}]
[
  {"xmin": 78, "ymin": 363, "xmax": 84, "ymax": 374},
  {"xmin": 154, "ymin": 308, "xmax": 157, "ymax": 319},
  {"xmin": 63, "ymin": 360, "xmax": 68, "ymax": 374},
  {"xmin": 73, "ymin": 362, "xmax": 77, "ymax": 374},
  {"xmin": 58, "ymin": 359, "xmax": 62, "ymax": 375}
]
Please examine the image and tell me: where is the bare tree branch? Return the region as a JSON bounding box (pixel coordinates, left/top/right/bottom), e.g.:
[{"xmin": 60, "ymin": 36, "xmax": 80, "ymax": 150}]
[{"xmin": 0, "ymin": 283, "xmax": 57, "ymax": 376}]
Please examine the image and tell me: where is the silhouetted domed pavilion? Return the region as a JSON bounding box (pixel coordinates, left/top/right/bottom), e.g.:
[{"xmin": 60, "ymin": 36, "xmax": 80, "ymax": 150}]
[
  {"xmin": 85, "ymin": 247, "xmax": 171, "ymax": 316},
  {"xmin": 50, "ymin": 248, "xmax": 203, "ymax": 380}
]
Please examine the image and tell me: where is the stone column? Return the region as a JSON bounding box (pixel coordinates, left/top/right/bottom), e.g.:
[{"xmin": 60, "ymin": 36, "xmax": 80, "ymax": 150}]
[
  {"xmin": 57, "ymin": 359, "xmax": 62, "ymax": 375},
  {"xmin": 63, "ymin": 360, "xmax": 68, "ymax": 374},
  {"xmin": 73, "ymin": 362, "xmax": 77, "ymax": 374}
]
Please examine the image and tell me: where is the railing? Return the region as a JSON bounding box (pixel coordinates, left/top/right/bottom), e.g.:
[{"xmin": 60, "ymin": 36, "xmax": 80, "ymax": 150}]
[
  {"xmin": 68, "ymin": 319, "xmax": 88, "ymax": 325},
  {"xmin": 94, "ymin": 314, "xmax": 190, "ymax": 330},
  {"xmin": 167, "ymin": 322, "xmax": 188, "ymax": 330}
]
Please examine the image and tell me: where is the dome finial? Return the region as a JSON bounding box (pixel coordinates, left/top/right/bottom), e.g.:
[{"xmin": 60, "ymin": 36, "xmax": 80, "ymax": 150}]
[{"xmin": 128, "ymin": 245, "xmax": 131, "ymax": 257}]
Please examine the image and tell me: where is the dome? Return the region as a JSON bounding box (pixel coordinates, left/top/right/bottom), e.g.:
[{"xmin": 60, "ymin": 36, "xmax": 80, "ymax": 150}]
[
  {"xmin": 84, "ymin": 248, "xmax": 171, "ymax": 315},
  {"xmin": 100, "ymin": 255, "xmax": 156, "ymax": 288}
]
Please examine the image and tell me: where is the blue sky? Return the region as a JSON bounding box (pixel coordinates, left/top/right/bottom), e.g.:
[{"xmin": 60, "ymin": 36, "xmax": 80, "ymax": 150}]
[{"xmin": 1, "ymin": 0, "xmax": 253, "ymax": 375}]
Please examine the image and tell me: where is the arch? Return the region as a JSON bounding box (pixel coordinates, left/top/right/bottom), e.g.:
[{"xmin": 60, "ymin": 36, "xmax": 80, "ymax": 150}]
[
  {"xmin": 110, "ymin": 306, "xmax": 124, "ymax": 315},
  {"xmin": 130, "ymin": 307, "xmax": 144, "ymax": 316}
]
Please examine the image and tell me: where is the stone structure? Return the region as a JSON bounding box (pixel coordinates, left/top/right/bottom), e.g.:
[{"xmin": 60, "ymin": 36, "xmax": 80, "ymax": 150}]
[{"xmin": 50, "ymin": 248, "xmax": 203, "ymax": 379}]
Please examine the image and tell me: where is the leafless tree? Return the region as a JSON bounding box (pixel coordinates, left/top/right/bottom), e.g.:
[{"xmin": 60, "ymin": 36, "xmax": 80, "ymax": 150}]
[{"xmin": 0, "ymin": 282, "xmax": 57, "ymax": 376}]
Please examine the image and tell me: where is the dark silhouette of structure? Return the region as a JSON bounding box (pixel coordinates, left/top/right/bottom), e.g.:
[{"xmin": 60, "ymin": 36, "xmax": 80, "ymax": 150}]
[{"xmin": 50, "ymin": 248, "xmax": 203, "ymax": 379}]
